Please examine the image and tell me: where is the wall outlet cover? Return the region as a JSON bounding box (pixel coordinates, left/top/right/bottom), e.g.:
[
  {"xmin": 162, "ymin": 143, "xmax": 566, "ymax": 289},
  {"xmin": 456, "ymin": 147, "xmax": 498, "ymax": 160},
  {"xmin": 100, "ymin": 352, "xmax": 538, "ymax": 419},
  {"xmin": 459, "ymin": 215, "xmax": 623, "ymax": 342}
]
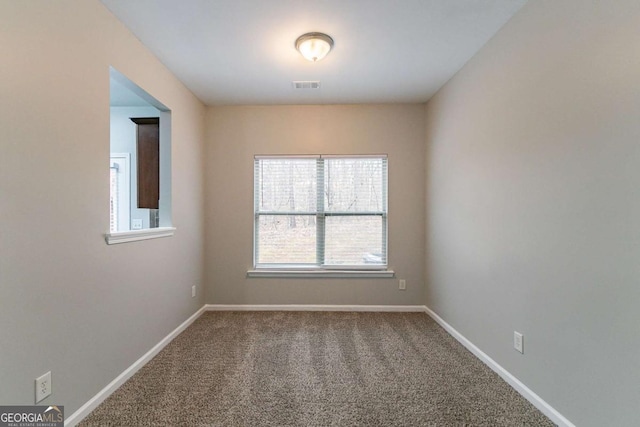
[
  {"xmin": 35, "ymin": 371, "xmax": 51, "ymax": 403},
  {"xmin": 514, "ymin": 331, "xmax": 524, "ymax": 354}
]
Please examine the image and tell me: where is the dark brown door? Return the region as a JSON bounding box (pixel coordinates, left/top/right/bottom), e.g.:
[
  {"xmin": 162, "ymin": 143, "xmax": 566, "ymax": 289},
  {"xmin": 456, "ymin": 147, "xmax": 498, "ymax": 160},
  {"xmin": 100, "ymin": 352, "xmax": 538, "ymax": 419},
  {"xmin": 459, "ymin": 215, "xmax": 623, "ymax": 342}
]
[{"xmin": 131, "ymin": 117, "xmax": 159, "ymax": 209}]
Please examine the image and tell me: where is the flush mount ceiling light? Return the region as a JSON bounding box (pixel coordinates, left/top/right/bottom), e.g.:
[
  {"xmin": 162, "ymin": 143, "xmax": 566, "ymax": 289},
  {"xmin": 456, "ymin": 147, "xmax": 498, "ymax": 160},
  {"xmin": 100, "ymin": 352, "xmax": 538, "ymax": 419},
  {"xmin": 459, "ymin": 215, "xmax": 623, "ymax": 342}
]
[{"xmin": 295, "ymin": 32, "xmax": 334, "ymax": 62}]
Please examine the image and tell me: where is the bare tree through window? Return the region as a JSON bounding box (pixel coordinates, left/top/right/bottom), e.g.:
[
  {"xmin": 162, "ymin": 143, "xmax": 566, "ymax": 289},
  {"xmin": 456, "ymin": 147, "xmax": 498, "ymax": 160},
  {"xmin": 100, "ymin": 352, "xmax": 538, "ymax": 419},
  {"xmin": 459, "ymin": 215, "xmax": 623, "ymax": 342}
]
[{"xmin": 254, "ymin": 155, "xmax": 387, "ymax": 268}]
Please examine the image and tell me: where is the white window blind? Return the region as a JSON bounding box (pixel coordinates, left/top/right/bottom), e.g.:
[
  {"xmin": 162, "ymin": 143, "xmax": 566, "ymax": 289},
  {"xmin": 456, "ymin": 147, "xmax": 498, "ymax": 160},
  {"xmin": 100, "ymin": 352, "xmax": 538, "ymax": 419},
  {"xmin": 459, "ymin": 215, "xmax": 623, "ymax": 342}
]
[
  {"xmin": 254, "ymin": 155, "xmax": 388, "ymax": 269},
  {"xmin": 109, "ymin": 163, "xmax": 119, "ymax": 233}
]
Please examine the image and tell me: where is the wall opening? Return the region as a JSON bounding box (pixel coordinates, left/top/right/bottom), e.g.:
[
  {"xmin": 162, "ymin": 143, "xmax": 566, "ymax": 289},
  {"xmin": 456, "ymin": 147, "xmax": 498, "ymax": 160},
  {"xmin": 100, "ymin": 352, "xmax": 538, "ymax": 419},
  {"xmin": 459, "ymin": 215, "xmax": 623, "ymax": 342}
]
[{"xmin": 107, "ymin": 67, "xmax": 173, "ymax": 243}]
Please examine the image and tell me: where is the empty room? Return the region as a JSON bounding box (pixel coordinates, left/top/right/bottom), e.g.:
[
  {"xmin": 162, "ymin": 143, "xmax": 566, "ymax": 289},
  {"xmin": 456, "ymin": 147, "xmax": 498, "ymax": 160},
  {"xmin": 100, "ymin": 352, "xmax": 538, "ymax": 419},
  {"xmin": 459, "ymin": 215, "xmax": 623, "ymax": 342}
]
[{"xmin": 1, "ymin": 1, "xmax": 638, "ymax": 426}]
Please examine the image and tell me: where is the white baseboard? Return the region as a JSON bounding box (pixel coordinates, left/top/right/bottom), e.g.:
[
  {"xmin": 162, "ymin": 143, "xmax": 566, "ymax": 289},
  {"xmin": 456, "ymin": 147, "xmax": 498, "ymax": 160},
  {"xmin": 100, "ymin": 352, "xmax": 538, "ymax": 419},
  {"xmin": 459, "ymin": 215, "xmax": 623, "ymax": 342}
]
[
  {"xmin": 64, "ymin": 306, "xmax": 206, "ymax": 427},
  {"xmin": 205, "ymin": 304, "xmax": 426, "ymax": 312},
  {"xmin": 423, "ymin": 306, "xmax": 575, "ymax": 427}
]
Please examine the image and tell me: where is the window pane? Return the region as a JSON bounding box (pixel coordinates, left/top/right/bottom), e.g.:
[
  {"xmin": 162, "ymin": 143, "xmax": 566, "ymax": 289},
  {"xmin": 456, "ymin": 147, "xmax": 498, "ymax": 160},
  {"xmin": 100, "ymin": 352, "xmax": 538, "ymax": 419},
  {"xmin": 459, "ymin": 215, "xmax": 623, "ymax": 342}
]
[
  {"xmin": 324, "ymin": 158, "xmax": 385, "ymax": 212},
  {"xmin": 324, "ymin": 216, "xmax": 384, "ymax": 266},
  {"xmin": 256, "ymin": 159, "xmax": 317, "ymax": 212},
  {"xmin": 257, "ymin": 215, "xmax": 316, "ymax": 264}
]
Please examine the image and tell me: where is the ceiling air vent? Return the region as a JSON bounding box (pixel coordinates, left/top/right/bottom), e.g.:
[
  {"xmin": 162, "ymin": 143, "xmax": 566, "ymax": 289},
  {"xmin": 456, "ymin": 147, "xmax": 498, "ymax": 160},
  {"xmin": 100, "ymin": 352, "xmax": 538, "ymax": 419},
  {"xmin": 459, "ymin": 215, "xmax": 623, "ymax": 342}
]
[{"xmin": 293, "ymin": 81, "xmax": 321, "ymax": 89}]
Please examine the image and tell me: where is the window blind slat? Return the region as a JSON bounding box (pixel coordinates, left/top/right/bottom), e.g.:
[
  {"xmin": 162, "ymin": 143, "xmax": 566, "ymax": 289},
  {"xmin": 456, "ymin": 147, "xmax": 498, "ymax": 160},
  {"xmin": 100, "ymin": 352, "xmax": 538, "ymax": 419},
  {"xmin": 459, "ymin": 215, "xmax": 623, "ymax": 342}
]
[{"xmin": 316, "ymin": 158, "xmax": 325, "ymax": 266}]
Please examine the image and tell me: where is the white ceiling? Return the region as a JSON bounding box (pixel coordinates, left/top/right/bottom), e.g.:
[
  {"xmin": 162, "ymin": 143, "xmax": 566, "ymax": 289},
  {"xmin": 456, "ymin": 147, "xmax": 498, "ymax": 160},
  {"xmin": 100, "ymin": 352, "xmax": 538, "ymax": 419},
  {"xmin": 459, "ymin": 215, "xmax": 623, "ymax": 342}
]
[{"xmin": 101, "ymin": 0, "xmax": 527, "ymax": 106}]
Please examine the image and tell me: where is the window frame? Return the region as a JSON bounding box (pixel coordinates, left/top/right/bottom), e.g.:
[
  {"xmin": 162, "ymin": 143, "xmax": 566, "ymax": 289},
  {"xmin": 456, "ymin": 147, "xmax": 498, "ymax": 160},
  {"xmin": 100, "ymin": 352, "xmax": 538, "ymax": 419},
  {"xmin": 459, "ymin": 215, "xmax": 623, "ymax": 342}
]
[
  {"xmin": 109, "ymin": 153, "xmax": 131, "ymax": 233},
  {"xmin": 251, "ymin": 154, "xmax": 390, "ymax": 275}
]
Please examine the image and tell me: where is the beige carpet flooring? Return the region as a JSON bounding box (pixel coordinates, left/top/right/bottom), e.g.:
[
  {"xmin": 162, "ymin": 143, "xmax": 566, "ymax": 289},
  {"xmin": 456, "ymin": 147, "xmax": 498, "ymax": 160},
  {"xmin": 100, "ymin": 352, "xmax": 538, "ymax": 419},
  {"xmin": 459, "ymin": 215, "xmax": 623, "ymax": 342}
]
[{"xmin": 80, "ymin": 311, "xmax": 555, "ymax": 426}]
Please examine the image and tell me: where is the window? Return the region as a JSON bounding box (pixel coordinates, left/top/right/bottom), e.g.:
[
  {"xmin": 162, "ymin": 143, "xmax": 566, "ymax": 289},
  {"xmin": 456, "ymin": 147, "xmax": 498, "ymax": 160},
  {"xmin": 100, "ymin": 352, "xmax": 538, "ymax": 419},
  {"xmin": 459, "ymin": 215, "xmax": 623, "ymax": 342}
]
[
  {"xmin": 109, "ymin": 154, "xmax": 131, "ymax": 232},
  {"xmin": 253, "ymin": 155, "xmax": 388, "ymax": 270}
]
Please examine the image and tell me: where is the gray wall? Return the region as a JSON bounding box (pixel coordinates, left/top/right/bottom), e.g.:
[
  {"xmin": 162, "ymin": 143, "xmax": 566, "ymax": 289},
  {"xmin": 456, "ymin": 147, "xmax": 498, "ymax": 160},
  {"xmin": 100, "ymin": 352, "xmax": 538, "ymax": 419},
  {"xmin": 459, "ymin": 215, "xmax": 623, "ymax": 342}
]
[
  {"xmin": 204, "ymin": 105, "xmax": 425, "ymax": 305},
  {"xmin": 424, "ymin": 1, "xmax": 640, "ymax": 425},
  {"xmin": 0, "ymin": 0, "xmax": 206, "ymax": 416}
]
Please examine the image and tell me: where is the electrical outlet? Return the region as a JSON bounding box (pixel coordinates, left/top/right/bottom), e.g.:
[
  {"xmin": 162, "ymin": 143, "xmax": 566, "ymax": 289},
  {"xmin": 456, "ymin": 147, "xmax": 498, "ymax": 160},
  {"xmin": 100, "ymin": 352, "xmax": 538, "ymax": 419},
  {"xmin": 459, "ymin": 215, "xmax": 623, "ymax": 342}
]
[
  {"xmin": 191, "ymin": 285, "xmax": 196, "ymax": 298},
  {"xmin": 514, "ymin": 331, "xmax": 524, "ymax": 354},
  {"xmin": 35, "ymin": 371, "xmax": 51, "ymax": 403},
  {"xmin": 399, "ymin": 279, "xmax": 406, "ymax": 290},
  {"xmin": 131, "ymin": 219, "xmax": 143, "ymax": 230}
]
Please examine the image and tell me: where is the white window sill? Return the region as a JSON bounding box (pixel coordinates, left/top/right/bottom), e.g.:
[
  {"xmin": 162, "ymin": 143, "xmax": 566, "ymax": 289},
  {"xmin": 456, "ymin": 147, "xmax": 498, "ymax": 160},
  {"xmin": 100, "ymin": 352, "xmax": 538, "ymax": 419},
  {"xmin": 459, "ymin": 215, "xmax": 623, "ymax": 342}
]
[
  {"xmin": 105, "ymin": 227, "xmax": 176, "ymax": 245},
  {"xmin": 247, "ymin": 269, "xmax": 395, "ymax": 279}
]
